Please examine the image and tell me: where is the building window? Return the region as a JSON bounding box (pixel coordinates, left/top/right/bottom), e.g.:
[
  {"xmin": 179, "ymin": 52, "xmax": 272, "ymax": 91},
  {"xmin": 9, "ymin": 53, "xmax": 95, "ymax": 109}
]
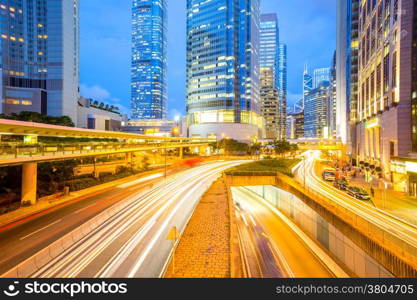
[
  {"xmin": 87, "ymin": 118, "xmax": 96, "ymax": 130},
  {"xmin": 390, "ymin": 141, "xmax": 395, "ymax": 157}
]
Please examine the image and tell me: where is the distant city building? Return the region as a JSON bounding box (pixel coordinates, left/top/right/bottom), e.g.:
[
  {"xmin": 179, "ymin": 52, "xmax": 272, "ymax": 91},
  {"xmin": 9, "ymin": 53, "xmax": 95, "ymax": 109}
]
[
  {"xmin": 0, "ymin": 0, "xmax": 80, "ymax": 123},
  {"xmin": 355, "ymin": 0, "xmax": 414, "ymax": 193},
  {"xmin": 186, "ymin": 0, "xmax": 262, "ymax": 141},
  {"xmin": 303, "ymin": 64, "xmax": 313, "ymax": 109},
  {"xmin": 260, "ymin": 67, "xmax": 280, "ymax": 139},
  {"xmin": 313, "ymin": 67, "xmax": 331, "ymax": 88},
  {"xmin": 304, "ymin": 82, "xmax": 330, "ymax": 139},
  {"xmin": 131, "ymin": 0, "xmax": 167, "ymax": 120},
  {"xmin": 336, "ymin": 0, "xmax": 359, "ymax": 152},
  {"xmin": 286, "ymin": 111, "xmax": 304, "ymax": 140},
  {"xmin": 122, "ymin": 120, "xmax": 179, "ymax": 137},
  {"xmin": 77, "ymin": 97, "xmax": 124, "ymax": 131}
]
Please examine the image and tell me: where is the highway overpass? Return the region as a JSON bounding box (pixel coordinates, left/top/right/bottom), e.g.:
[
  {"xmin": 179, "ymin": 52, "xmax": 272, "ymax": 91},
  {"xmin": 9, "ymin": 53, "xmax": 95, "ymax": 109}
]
[{"xmin": 0, "ymin": 119, "xmax": 212, "ymax": 205}]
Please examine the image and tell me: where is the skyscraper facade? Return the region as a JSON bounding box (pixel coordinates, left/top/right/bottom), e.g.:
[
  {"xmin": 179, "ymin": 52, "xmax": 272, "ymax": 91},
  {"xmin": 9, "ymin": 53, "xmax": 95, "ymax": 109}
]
[
  {"xmin": 313, "ymin": 67, "xmax": 331, "ymax": 88},
  {"xmin": 0, "ymin": 0, "xmax": 80, "ymax": 122},
  {"xmin": 260, "ymin": 14, "xmax": 279, "ymax": 88},
  {"xmin": 356, "ymin": 0, "xmax": 413, "ymax": 190},
  {"xmin": 278, "ymin": 43, "xmax": 287, "ymax": 139},
  {"xmin": 260, "ymin": 67, "xmax": 279, "ymax": 139},
  {"xmin": 336, "ymin": 0, "xmax": 359, "ymax": 152},
  {"xmin": 131, "ymin": 0, "xmax": 167, "ymax": 120},
  {"xmin": 302, "ymin": 65, "xmax": 313, "ymax": 109},
  {"xmin": 186, "ymin": 0, "xmax": 262, "ymax": 141},
  {"xmin": 259, "ymin": 13, "xmax": 286, "ymax": 139},
  {"xmin": 304, "ymin": 82, "xmax": 330, "ymax": 139}
]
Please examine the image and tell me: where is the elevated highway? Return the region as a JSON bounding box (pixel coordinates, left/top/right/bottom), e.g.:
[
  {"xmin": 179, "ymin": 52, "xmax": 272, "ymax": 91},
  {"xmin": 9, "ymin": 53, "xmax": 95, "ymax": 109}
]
[{"xmin": 0, "ymin": 119, "xmax": 212, "ymax": 205}]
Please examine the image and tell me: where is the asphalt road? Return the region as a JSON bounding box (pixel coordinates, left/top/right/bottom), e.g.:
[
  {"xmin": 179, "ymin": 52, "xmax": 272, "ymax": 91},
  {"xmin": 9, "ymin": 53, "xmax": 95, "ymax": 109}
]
[
  {"xmin": 1, "ymin": 161, "xmax": 243, "ymax": 278},
  {"xmin": 232, "ymin": 187, "xmax": 345, "ymax": 278}
]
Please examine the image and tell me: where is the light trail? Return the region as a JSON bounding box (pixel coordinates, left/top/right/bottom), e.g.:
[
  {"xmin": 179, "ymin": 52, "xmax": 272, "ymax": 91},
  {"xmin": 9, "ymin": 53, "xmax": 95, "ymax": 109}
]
[
  {"xmin": 293, "ymin": 151, "xmax": 417, "ymax": 248},
  {"xmin": 23, "ymin": 161, "xmax": 244, "ymax": 278}
]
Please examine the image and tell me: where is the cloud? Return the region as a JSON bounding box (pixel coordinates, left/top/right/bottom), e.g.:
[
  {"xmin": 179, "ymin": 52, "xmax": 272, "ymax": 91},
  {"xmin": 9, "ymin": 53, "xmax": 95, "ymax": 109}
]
[
  {"xmin": 80, "ymin": 84, "xmax": 111, "ymax": 101},
  {"xmin": 80, "ymin": 84, "xmax": 129, "ymax": 115}
]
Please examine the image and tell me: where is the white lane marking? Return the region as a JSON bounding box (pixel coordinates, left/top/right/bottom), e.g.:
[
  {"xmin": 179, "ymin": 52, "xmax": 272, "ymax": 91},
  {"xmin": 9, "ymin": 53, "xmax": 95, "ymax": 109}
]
[
  {"xmin": 20, "ymin": 219, "xmax": 62, "ymax": 241},
  {"xmin": 117, "ymin": 173, "xmax": 163, "ymax": 189},
  {"xmin": 74, "ymin": 203, "xmax": 97, "ymax": 215}
]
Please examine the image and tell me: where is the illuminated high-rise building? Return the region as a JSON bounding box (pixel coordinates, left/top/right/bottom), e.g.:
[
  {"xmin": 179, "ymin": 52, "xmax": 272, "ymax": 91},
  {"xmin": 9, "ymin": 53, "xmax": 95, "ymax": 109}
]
[
  {"xmin": 186, "ymin": 0, "xmax": 262, "ymax": 141},
  {"xmin": 303, "ymin": 64, "xmax": 313, "ymax": 109},
  {"xmin": 131, "ymin": 0, "xmax": 167, "ymax": 120},
  {"xmin": 355, "ymin": 0, "xmax": 414, "ymax": 191},
  {"xmin": 260, "ymin": 13, "xmax": 286, "ymax": 139},
  {"xmin": 0, "ymin": 0, "xmax": 80, "ymax": 122},
  {"xmin": 336, "ymin": 0, "xmax": 359, "ymax": 151}
]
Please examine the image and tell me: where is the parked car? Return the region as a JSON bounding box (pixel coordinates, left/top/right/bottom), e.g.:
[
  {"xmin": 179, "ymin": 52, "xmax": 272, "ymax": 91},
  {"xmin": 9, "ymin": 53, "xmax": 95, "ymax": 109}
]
[
  {"xmin": 346, "ymin": 186, "xmax": 371, "ymax": 201},
  {"xmin": 322, "ymin": 169, "xmax": 336, "ymax": 182},
  {"xmin": 333, "ymin": 179, "xmax": 349, "ymax": 191}
]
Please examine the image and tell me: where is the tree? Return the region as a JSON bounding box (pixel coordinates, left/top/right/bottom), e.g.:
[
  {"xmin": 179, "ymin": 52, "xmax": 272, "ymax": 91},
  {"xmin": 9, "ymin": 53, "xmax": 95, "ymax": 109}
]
[
  {"xmin": 248, "ymin": 142, "xmax": 261, "ymax": 156},
  {"xmin": 0, "ymin": 112, "xmax": 75, "ymax": 127},
  {"xmin": 274, "ymin": 140, "xmax": 291, "ymax": 157}
]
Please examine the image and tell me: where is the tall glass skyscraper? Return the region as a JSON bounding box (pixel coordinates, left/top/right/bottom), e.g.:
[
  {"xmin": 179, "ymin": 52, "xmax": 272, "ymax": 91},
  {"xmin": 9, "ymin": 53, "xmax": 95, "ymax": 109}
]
[
  {"xmin": 336, "ymin": 0, "xmax": 359, "ymax": 148},
  {"xmin": 313, "ymin": 67, "xmax": 331, "ymax": 88},
  {"xmin": 259, "ymin": 14, "xmax": 287, "ymax": 140},
  {"xmin": 260, "ymin": 14, "xmax": 279, "ymax": 88},
  {"xmin": 131, "ymin": 0, "xmax": 167, "ymax": 120},
  {"xmin": 278, "ymin": 42, "xmax": 287, "ymax": 139},
  {"xmin": 186, "ymin": 0, "xmax": 262, "ymax": 141},
  {"xmin": 303, "ymin": 64, "xmax": 313, "ymax": 109},
  {"xmin": 0, "ymin": 0, "xmax": 80, "ymax": 122},
  {"xmin": 304, "ymin": 82, "xmax": 330, "ymax": 139}
]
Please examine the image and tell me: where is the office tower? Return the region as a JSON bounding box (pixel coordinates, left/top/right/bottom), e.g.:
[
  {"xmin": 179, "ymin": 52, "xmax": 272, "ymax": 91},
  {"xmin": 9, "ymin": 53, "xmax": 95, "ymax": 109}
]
[
  {"xmin": 303, "ymin": 64, "xmax": 313, "ymax": 109},
  {"xmin": 260, "ymin": 14, "xmax": 279, "ymax": 88},
  {"xmin": 313, "ymin": 67, "xmax": 331, "ymax": 88},
  {"xmin": 260, "ymin": 13, "xmax": 286, "ymax": 140},
  {"xmin": 131, "ymin": 0, "xmax": 167, "ymax": 120},
  {"xmin": 186, "ymin": 0, "xmax": 262, "ymax": 141},
  {"xmin": 336, "ymin": 0, "xmax": 359, "ymax": 153},
  {"xmin": 304, "ymin": 82, "xmax": 330, "ymax": 139},
  {"xmin": 0, "ymin": 0, "xmax": 80, "ymax": 122},
  {"xmin": 278, "ymin": 43, "xmax": 287, "ymax": 139},
  {"xmin": 286, "ymin": 111, "xmax": 304, "ymax": 140},
  {"xmin": 329, "ymin": 52, "xmax": 337, "ymax": 138},
  {"xmin": 260, "ymin": 67, "xmax": 280, "ymax": 139},
  {"xmin": 356, "ymin": 0, "xmax": 414, "ymax": 191}
]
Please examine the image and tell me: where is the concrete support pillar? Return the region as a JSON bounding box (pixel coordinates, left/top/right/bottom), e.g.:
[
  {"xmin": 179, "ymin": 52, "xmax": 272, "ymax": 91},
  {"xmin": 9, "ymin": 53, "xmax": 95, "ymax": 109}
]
[{"xmin": 21, "ymin": 163, "xmax": 37, "ymax": 205}]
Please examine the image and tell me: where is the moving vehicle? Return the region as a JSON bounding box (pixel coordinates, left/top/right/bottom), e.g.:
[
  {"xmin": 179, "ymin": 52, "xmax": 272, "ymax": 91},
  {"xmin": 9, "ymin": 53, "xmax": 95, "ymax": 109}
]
[
  {"xmin": 346, "ymin": 186, "xmax": 371, "ymax": 201},
  {"xmin": 322, "ymin": 169, "xmax": 336, "ymax": 182},
  {"xmin": 333, "ymin": 179, "xmax": 349, "ymax": 191}
]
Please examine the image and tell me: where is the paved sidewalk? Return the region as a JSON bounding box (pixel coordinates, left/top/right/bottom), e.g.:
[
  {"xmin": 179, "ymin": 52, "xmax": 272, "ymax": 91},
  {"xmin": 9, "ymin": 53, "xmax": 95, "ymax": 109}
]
[{"xmin": 164, "ymin": 177, "xmax": 232, "ymax": 278}]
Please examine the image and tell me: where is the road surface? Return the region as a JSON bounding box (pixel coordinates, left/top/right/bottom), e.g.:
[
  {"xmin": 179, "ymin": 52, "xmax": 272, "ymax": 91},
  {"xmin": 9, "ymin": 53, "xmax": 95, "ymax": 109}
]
[
  {"xmin": 293, "ymin": 151, "xmax": 417, "ymax": 251},
  {"xmin": 232, "ymin": 187, "xmax": 345, "ymax": 278},
  {"xmin": 2, "ymin": 161, "xmax": 243, "ymax": 278}
]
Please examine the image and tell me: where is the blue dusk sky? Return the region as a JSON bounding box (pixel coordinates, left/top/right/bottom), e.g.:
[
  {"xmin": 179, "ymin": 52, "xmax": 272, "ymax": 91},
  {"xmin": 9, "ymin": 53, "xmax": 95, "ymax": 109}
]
[{"xmin": 79, "ymin": 0, "xmax": 336, "ymax": 119}]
